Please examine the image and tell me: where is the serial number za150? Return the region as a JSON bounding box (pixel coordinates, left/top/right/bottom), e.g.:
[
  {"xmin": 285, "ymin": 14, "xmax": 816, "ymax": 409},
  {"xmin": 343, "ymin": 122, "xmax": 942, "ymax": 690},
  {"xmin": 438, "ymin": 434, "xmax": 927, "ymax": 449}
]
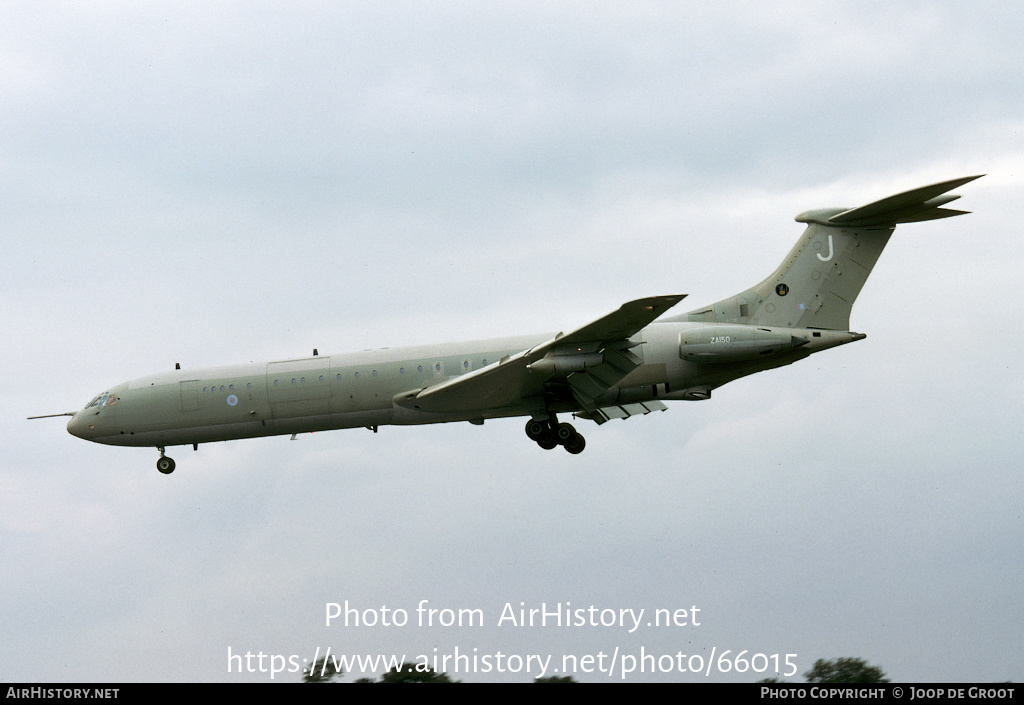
[{"xmin": 710, "ymin": 336, "xmax": 732, "ymax": 344}]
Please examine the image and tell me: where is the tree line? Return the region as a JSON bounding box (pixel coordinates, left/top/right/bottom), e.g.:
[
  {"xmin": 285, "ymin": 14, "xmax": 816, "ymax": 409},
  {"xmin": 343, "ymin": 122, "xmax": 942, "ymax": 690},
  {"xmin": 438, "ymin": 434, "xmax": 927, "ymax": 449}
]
[{"xmin": 302, "ymin": 656, "xmax": 890, "ymax": 683}]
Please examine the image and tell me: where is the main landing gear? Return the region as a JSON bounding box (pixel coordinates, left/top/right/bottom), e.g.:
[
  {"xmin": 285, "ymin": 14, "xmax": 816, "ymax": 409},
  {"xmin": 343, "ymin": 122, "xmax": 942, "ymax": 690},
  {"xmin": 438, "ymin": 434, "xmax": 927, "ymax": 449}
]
[
  {"xmin": 525, "ymin": 418, "xmax": 586, "ymax": 454},
  {"xmin": 156, "ymin": 447, "xmax": 175, "ymax": 474}
]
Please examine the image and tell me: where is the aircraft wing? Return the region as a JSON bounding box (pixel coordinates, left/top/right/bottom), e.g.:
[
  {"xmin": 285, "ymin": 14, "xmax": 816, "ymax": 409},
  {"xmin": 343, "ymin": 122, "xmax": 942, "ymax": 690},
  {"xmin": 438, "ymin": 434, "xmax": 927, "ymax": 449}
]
[{"xmin": 395, "ymin": 294, "xmax": 686, "ymax": 415}]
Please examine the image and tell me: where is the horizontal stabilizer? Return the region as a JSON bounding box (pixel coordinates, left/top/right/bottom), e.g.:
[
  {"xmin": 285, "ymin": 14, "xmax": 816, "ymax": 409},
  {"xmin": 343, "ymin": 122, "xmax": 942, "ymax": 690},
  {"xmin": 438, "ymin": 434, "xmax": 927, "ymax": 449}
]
[{"xmin": 826, "ymin": 175, "xmax": 983, "ymax": 226}]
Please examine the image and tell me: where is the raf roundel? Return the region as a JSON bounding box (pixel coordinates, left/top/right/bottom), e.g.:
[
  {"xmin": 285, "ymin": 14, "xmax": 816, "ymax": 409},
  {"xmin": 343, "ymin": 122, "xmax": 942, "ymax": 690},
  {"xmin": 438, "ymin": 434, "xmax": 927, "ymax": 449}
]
[{"xmin": 226, "ymin": 394, "xmax": 239, "ymax": 407}]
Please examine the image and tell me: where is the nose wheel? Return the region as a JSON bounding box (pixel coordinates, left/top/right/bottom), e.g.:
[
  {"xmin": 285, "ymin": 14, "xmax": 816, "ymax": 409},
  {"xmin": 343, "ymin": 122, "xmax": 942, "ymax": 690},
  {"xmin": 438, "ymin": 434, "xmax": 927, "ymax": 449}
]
[
  {"xmin": 524, "ymin": 418, "xmax": 586, "ymax": 454},
  {"xmin": 156, "ymin": 447, "xmax": 176, "ymax": 474}
]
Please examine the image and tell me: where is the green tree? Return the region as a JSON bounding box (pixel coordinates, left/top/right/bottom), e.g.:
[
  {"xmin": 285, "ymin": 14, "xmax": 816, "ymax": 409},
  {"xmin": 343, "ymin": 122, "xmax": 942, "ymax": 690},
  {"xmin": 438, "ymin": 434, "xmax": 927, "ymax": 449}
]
[
  {"xmin": 376, "ymin": 663, "xmax": 459, "ymax": 683},
  {"xmin": 303, "ymin": 654, "xmax": 343, "ymax": 683},
  {"xmin": 803, "ymin": 657, "xmax": 889, "ymax": 683}
]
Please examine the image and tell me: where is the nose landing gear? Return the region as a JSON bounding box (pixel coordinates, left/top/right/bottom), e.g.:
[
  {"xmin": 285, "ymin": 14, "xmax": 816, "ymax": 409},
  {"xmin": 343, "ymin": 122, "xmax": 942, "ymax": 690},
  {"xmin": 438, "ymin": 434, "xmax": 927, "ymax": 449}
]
[
  {"xmin": 524, "ymin": 418, "xmax": 586, "ymax": 454},
  {"xmin": 156, "ymin": 447, "xmax": 176, "ymax": 474}
]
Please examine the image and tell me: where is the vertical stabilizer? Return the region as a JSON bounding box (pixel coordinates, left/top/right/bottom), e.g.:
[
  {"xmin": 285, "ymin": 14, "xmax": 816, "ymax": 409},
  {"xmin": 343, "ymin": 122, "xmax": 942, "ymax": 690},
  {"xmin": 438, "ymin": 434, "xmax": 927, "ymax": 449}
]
[{"xmin": 675, "ymin": 176, "xmax": 982, "ymax": 330}]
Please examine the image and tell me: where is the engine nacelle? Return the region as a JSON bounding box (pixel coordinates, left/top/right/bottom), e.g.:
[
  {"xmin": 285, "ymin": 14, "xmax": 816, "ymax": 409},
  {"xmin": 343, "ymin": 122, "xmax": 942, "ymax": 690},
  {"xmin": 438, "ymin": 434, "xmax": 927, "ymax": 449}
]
[{"xmin": 679, "ymin": 324, "xmax": 807, "ymax": 363}]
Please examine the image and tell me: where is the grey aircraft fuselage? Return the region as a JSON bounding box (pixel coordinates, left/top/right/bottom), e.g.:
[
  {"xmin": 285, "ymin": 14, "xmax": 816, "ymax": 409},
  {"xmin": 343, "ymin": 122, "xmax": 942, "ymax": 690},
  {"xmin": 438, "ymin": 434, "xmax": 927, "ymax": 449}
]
[
  {"xmin": 67, "ymin": 326, "xmax": 859, "ymax": 448},
  {"xmin": 52, "ymin": 175, "xmax": 982, "ymax": 472}
]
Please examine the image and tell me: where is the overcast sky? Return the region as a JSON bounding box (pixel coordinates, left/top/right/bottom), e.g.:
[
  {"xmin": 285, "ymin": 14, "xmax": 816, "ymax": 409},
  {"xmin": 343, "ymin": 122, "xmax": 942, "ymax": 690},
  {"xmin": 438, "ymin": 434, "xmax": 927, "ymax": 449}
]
[{"xmin": 3, "ymin": 1, "xmax": 1022, "ymax": 683}]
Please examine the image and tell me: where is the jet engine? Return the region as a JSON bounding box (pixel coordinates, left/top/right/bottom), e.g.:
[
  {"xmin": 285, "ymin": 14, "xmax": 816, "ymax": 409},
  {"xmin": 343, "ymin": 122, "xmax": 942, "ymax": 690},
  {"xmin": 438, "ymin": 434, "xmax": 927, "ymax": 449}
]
[{"xmin": 679, "ymin": 324, "xmax": 808, "ymax": 363}]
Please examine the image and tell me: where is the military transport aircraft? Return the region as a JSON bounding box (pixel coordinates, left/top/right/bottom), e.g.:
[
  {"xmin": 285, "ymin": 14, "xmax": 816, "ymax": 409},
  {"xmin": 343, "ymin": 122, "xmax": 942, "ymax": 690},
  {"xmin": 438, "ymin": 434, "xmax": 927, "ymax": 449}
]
[{"xmin": 32, "ymin": 175, "xmax": 982, "ymax": 473}]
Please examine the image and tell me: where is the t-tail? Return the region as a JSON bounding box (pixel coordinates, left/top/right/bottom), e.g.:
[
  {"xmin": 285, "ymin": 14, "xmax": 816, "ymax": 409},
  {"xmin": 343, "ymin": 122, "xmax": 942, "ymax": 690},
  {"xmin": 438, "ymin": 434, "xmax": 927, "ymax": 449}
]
[{"xmin": 675, "ymin": 175, "xmax": 983, "ymax": 330}]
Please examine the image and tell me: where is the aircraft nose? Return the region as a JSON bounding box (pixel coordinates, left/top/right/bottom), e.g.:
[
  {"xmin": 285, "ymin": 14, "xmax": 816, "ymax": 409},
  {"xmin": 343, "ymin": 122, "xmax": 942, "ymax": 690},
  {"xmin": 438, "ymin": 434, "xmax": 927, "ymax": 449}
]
[{"xmin": 67, "ymin": 412, "xmax": 92, "ymax": 440}]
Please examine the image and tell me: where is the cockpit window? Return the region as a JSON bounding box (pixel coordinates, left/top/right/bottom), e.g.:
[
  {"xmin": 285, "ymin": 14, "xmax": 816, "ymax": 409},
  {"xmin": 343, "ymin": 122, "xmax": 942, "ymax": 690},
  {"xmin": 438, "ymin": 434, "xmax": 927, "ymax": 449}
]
[{"xmin": 84, "ymin": 394, "xmax": 117, "ymax": 409}]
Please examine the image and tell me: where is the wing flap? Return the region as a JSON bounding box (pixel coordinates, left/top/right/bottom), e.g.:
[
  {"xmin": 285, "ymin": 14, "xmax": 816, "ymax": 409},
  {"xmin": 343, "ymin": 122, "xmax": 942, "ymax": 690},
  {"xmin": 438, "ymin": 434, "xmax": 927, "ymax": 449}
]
[
  {"xmin": 565, "ymin": 345, "xmax": 644, "ymax": 413},
  {"xmin": 575, "ymin": 400, "xmax": 668, "ymax": 424}
]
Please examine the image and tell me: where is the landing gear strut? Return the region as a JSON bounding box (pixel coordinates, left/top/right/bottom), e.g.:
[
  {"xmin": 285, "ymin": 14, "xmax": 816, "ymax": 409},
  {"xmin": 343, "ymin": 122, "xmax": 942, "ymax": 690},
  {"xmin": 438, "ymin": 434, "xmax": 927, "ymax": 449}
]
[
  {"xmin": 156, "ymin": 447, "xmax": 175, "ymax": 474},
  {"xmin": 524, "ymin": 418, "xmax": 586, "ymax": 454}
]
